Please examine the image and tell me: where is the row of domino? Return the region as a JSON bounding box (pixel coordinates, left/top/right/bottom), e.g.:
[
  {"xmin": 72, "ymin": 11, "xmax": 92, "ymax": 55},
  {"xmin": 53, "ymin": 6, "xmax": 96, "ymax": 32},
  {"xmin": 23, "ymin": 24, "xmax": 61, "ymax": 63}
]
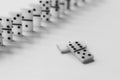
[
  {"xmin": 0, "ymin": 0, "xmax": 88, "ymax": 46},
  {"xmin": 0, "ymin": 0, "xmax": 92, "ymax": 56}
]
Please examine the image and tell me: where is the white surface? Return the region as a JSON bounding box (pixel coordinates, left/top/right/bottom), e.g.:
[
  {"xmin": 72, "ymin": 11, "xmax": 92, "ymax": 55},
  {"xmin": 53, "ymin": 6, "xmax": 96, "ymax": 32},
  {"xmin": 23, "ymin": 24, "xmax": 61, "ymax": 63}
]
[{"xmin": 0, "ymin": 0, "xmax": 120, "ymax": 80}]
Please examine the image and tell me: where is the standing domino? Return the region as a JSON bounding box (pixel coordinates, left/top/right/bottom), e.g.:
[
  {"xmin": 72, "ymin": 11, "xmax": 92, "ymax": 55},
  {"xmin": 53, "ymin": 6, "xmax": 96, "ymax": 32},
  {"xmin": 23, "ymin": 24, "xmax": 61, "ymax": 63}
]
[
  {"xmin": 59, "ymin": 0, "xmax": 67, "ymax": 16},
  {"xmin": 66, "ymin": 0, "xmax": 71, "ymax": 10},
  {"xmin": 70, "ymin": 0, "xmax": 79, "ymax": 9},
  {"xmin": 50, "ymin": 0, "xmax": 60, "ymax": 18},
  {"xmin": 0, "ymin": 23, "xmax": 3, "ymax": 46},
  {"xmin": 41, "ymin": 12, "xmax": 50, "ymax": 22},
  {"xmin": 30, "ymin": 4, "xmax": 42, "ymax": 31},
  {"xmin": 0, "ymin": 17, "xmax": 13, "ymax": 45},
  {"xmin": 39, "ymin": 0, "xmax": 51, "ymax": 10},
  {"xmin": 82, "ymin": 0, "xmax": 92, "ymax": 3},
  {"xmin": 67, "ymin": 41, "xmax": 94, "ymax": 64},
  {"xmin": 39, "ymin": 0, "xmax": 51, "ymax": 22},
  {"xmin": 74, "ymin": 0, "xmax": 79, "ymax": 6},
  {"xmin": 21, "ymin": 8, "xmax": 33, "ymax": 32},
  {"xmin": 10, "ymin": 12, "xmax": 22, "ymax": 36}
]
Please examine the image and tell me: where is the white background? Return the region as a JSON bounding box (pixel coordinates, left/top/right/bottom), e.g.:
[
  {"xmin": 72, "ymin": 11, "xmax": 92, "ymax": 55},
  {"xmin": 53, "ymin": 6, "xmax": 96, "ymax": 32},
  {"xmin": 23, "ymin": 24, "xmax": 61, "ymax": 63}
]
[{"xmin": 0, "ymin": 0, "xmax": 120, "ymax": 80}]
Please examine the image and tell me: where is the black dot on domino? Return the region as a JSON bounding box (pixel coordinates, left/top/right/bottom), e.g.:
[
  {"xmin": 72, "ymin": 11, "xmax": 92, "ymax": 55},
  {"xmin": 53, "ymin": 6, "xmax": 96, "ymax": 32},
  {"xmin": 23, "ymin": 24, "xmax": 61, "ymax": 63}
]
[
  {"xmin": 82, "ymin": 56, "xmax": 85, "ymax": 59},
  {"xmin": 25, "ymin": 25, "xmax": 28, "ymax": 27},
  {"xmin": 7, "ymin": 31, "xmax": 10, "ymax": 34},
  {"xmin": 7, "ymin": 25, "xmax": 10, "ymax": 28},
  {"xmin": 77, "ymin": 43, "xmax": 80, "ymax": 45},
  {"xmin": 17, "ymin": 14, "xmax": 20, "ymax": 17},
  {"xmin": 88, "ymin": 54, "xmax": 91, "ymax": 56},
  {"xmin": 46, "ymin": 7, "xmax": 49, "ymax": 10},
  {"xmin": 43, "ymin": 4, "xmax": 45, "ymax": 6},
  {"xmin": 33, "ymin": 8, "xmax": 36, "ymax": 11},
  {"xmin": 46, "ymin": 12, "xmax": 49, "ymax": 15},
  {"xmin": 73, "ymin": 48, "xmax": 76, "ymax": 50},
  {"xmin": 39, "ymin": 1, "xmax": 42, "ymax": 3},
  {"xmin": 18, "ymin": 32, "xmax": 21, "ymax": 35},
  {"xmin": 6, "ymin": 19, "xmax": 9, "ymax": 22},
  {"xmin": 13, "ymin": 17, "xmax": 16, "ymax": 20},
  {"xmin": 18, "ymin": 26, "xmax": 20, "ymax": 29},
  {"xmin": 46, "ymin": 18, "xmax": 49, "ymax": 21},
  {"xmin": 22, "ymin": 16, "xmax": 24, "ymax": 19},
  {"xmin": 83, "ymin": 49, "xmax": 86, "ymax": 52},
  {"xmin": 0, "ymin": 18, "xmax": 2, "ymax": 21},
  {"xmin": 75, "ymin": 41, "xmax": 78, "ymax": 44},
  {"xmin": 8, "ymin": 37, "xmax": 11, "ymax": 40},
  {"xmin": 79, "ymin": 45, "xmax": 83, "ymax": 49},
  {"xmin": 28, "ymin": 10, "xmax": 31, "ymax": 13},
  {"xmin": 77, "ymin": 52, "xmax": 80, "ymax": 54},
  {"xmin": 46, "ymin": 1, "xmax": 49, "ymax": 4},
  {"xmin": 83, "ymin": 53, "xmax": 86, "ymax": 55},
  {"xmin": 75, "ymin": 41, "xmax": 80, "ymax": 44},
  {"xmin": 71, "ymin": 46, "xmax": 74, "ymax": 48},
  {"xmin": 43, "ymin": 15, "xmax": 46, "ymax": 17},
  {"xmin": 69, "ymin": 44, "xmax": 72, "ymax": 46}
]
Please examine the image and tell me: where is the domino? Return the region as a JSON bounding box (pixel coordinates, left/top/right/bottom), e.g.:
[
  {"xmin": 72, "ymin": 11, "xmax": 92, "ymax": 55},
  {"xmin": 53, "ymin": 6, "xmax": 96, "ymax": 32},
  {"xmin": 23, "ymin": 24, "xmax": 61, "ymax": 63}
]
[
  {"xmin": 39, "ymin": 0, "xmax": 51, "ymax": 22},
  {"xmin": 29, "ymin": 4, "xmax": 42, "ymax": 31},
  {"xmin": 66, "ymin": 0, "xmax": 71, "ymax": 10},
  {"xmin": 74, "ymin": 47, "xmax": 94, "ymax": 64},
  {"xmin": 0, "ymin": 23, "xmax": 3, "ymax": 46},
  {"xmin": 67, "ymin": 41, "xmax": 94, "ymax": 64},
  {"xmin": 0, "ymin": 17, "xmax": 13, "ymax": 45},
  {"xmin": 57, "ymin": 41, "xmax": 94, "ymax": 64},
  {"xmin": 39, "ymin": 0, "xmax": 51, "ymax": 11},
  {"xmin": 67, "ymin": 41, "xmax": 86, "ymax": 53},
  {"xmin": 21, "ymin": 8, "xmax": 33, "ymax": 32},
  {"xmin": 50, "ymin": 0, "xmax": 60, "ymax": 18},
  {"xmin": 10, "ymin": 12, "xmax": 22, "ymax": 36},
  {"xmin": 59, "ymin": 0, "xmax": 67, "ymax": 16}
]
